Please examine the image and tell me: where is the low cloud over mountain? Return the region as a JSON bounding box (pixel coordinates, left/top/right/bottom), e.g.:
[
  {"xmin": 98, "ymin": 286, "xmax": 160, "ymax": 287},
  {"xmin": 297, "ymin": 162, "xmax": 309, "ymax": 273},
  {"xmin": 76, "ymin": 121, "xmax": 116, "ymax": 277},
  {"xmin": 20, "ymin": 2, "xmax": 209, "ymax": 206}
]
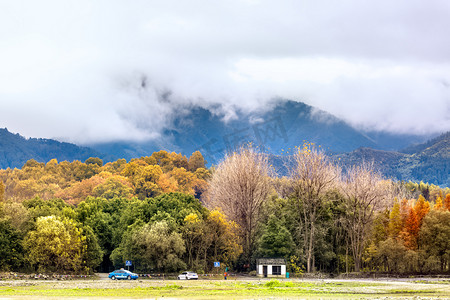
[{"xmin": 1, "ymin": 1, "xmax": 449, "ymax": 144}]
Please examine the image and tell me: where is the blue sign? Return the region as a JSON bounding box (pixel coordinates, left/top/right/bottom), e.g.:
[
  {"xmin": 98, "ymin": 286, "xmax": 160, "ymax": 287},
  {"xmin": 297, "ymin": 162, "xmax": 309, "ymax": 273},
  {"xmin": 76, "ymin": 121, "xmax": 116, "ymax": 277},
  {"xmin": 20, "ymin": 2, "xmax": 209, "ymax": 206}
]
[
  {"xmin": 214, "ymin": 262, "xmax": 220, "ymax": 267},
  {"xmin": 125, "ymin": 260, "xmax": 132, "ymax": 266}
]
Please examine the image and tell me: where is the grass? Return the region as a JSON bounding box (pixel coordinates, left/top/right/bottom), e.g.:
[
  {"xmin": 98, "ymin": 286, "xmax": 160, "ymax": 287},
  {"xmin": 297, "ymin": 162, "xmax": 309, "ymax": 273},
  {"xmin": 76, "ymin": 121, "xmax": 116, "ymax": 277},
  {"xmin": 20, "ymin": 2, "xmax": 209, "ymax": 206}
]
[{"xmin": 0, "ymin": 278, "xmax": 449, "ymax": 299}]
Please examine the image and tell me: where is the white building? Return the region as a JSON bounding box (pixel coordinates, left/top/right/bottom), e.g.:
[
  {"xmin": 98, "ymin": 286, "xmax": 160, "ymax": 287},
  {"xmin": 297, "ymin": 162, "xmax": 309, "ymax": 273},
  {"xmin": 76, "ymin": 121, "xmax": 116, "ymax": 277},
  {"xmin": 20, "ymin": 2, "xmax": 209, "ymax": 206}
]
[{"xmin": 256, "ymin": 258, "xmax": 286, "ymax": 278}]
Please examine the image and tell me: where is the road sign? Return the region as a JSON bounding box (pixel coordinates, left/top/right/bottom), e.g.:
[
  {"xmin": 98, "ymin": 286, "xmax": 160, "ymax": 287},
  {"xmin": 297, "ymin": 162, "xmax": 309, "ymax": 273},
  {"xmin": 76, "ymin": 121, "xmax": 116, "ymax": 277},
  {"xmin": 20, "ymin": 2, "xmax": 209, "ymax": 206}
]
[
  {"xmin": 125, "ymin": 260, "xmax": 132, "ymax": 266},
  {"xmin": 214, "ymin": 262, "xmax": 220, "ymax": 267}
]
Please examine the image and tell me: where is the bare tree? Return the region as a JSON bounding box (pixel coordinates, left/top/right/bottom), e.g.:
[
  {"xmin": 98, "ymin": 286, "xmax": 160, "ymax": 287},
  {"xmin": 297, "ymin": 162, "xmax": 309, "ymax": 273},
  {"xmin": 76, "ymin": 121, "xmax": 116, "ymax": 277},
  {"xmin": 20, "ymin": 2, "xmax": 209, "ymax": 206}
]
[
  {"xmin": 205, "ymin": 146, "xmax": 272, "ymax": 263},
  {"xmin": 289, "ymin": 144, "xmax": 340, "ymax": 273},
  {"xmin": 340, "ymin": 162, "xmax": 389, "ymax": 272}
]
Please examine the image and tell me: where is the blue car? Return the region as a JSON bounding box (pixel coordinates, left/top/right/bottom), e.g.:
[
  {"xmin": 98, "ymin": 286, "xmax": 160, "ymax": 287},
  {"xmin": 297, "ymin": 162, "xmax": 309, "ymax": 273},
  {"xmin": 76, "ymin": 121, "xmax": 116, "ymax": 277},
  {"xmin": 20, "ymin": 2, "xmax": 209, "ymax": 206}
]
[{"xmin": 109, "ymin": 269, "xmax": 138, "ymax": 280}]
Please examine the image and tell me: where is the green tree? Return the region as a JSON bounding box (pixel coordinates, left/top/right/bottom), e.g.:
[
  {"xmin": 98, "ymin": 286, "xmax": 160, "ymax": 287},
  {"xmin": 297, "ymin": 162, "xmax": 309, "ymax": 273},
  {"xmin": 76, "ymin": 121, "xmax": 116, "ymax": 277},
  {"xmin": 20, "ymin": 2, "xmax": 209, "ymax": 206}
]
[
  {"xmin": 257, "ymin": 215, "xmax": 294, "ymax": 259},
  {"xmin": 111, "ymin": 220, "xmax": 186, "ymax": 272},
  {"xmin": 80, "ymin": 225, "xmax": 103, "ymax": 273},
  {"xmin": 419, "ymin": 209, "xmax": 450, "ymax": 272},
  {"xmin": 23, "ymin": 197, "xmax": 73, "ymax": 221},
  {"xmin": 142, "ymin": 193, "xmax": 206, "ymax": 225},
  {"xmin": 0, "ymin": 218, "xmax": 24, "ymax": 270},
  {"xmin": 76, "ymin": 197, "xmax": 130, "ymax": 272},
  {"xmin": 377, "ymin": 237, "xmax": 407, "ymax": 273}
]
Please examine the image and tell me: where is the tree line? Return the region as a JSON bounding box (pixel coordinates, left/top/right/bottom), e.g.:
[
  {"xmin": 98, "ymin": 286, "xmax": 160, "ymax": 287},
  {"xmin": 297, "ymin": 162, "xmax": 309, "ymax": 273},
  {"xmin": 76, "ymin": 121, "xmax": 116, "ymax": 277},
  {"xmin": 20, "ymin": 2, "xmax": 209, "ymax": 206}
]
[{"xmin": 0, "ymin": 146, "xmax": 449, "ymax": 274}]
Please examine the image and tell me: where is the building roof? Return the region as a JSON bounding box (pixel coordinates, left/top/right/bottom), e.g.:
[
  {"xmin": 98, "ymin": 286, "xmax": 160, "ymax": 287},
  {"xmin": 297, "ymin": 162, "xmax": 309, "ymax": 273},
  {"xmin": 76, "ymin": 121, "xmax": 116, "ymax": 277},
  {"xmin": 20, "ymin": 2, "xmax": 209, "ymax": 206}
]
[{"xmin": 256, "ymin": 258, "xmax": 286, "ymax": 265}]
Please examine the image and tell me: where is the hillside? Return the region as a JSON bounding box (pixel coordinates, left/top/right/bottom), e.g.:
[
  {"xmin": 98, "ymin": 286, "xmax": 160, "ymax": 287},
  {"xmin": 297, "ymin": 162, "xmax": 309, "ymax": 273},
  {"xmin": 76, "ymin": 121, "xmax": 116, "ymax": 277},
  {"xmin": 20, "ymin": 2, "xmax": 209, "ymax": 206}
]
[
  {"xmin": 0, "ymin": 128, "xmax": 101, "ymax": 169},
  {"xmin": 0, "ymin": 101, "xmax": 443, "ymax": 185},
  {"xmin": 335, "ymin": 132, "xmax": 450, "ymax": 187},
  {"xmin": 89, "ymin": 100, "xmax": 428, "ymax": 162}
]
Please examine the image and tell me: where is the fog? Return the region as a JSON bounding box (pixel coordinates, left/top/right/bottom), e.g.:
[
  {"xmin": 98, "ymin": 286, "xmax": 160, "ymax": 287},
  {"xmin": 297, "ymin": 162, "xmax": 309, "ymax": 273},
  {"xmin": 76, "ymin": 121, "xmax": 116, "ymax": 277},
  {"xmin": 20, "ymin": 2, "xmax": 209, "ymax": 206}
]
[{"xmin": 0, "ymin": 0, "xmax": 449, "ymax": 144}]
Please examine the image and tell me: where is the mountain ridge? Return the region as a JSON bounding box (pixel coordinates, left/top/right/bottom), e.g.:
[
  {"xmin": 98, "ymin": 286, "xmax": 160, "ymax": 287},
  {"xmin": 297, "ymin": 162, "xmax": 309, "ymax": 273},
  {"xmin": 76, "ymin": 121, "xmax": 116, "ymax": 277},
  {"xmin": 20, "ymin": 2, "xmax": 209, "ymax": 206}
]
[
  {"xmin": 1, "ymin": 100, "xmax": 446, "ymax": 186},
  {"xmin": 0, "ymin": 128, "xmax": 101, "ymax": 169},
  {"xmin": 334, "ymin": 132, "xmax": 449, "ymax": 187},
  {"xmin": 88, "ymin": 100, "xmax": 430, "ymax": 162}
]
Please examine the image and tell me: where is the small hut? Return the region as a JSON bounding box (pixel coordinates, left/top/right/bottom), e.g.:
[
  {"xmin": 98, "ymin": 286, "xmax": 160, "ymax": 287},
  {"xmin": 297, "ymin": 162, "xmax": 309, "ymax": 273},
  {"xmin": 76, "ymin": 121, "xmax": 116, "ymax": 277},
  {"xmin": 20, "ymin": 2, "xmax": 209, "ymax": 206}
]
[{"xmin": 256, "ymin": 258, "xmax": 286, "ymax": 278}]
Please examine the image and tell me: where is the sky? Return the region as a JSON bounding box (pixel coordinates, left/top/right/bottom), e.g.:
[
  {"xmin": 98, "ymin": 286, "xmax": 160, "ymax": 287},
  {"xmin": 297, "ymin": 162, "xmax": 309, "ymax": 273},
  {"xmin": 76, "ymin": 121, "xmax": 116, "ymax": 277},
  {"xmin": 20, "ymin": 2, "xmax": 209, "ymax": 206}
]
[{"xmin": 1, "ymin": 0, "xmax": 449, "ymax": 144}]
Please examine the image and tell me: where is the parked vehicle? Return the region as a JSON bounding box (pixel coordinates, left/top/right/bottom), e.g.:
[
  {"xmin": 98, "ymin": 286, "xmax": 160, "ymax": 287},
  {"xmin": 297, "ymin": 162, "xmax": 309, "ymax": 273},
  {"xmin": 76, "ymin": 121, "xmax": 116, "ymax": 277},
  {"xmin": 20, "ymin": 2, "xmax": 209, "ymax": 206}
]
[
  {"xmin": 108, "ymin": 269, "xmax": 138, "ymax": 280},
  {"xmin": 177, "ymin": 271, "xmax": 198, "ymax": 280}
]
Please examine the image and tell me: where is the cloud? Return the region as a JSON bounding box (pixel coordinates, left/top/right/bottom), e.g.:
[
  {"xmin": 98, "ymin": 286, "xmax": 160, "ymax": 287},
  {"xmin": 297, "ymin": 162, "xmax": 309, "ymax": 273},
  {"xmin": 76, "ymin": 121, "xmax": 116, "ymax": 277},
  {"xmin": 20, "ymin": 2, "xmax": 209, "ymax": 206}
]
[{"xmin": 0, "ymin": 0, "xmax": 449, "ymax": 144}]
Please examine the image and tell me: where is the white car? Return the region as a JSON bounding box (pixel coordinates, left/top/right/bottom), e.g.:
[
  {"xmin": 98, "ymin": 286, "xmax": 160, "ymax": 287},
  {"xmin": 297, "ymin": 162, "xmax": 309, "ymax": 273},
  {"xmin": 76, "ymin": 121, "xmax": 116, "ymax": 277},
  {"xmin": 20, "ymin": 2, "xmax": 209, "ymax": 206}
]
[{"xmin": 177, "ymin": 271, "xmax": 198, "ymax": 280}]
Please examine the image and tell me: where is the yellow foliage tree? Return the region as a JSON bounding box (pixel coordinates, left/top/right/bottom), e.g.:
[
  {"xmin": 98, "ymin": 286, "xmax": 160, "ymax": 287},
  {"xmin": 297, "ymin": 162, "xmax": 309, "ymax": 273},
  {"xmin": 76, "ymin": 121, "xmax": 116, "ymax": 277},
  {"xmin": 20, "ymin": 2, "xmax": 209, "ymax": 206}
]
[{"xmin": 24, "ymin": 215, "xmax": 85, "ymax": 273}]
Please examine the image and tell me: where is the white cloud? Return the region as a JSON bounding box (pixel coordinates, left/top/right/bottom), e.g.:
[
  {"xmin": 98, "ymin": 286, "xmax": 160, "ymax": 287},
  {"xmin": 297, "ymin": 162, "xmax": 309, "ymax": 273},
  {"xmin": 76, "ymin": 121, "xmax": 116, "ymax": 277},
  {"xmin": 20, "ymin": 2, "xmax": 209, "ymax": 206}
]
[{"xmin": 0, "ymin": 0, "xmax": 449, "ymax": 143}]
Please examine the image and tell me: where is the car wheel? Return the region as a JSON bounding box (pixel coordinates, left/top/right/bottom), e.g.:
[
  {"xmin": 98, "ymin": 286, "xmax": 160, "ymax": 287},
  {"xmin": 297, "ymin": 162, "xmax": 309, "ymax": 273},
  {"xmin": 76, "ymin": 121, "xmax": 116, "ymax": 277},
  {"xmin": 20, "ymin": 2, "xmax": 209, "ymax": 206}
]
[
  {"xmin": 111, "ymin": 276, "xmax": 116, "ymax": 280},
  {"xmin": 178, "ymin": 276, "xmax": 181, "ymax": 280},
  {"xmin": 127, "ymin": 275, "xmax": 131, "ymax": 280}
]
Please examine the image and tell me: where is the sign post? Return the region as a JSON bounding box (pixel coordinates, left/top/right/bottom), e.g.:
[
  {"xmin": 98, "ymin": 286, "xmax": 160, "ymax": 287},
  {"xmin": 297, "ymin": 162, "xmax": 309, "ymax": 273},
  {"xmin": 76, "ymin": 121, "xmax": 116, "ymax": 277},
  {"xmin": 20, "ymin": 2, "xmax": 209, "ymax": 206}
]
[
  {"xmin": 125, "ymin": 260, "xmax": 132, "ymax": 271},
  {"xmin": 214, "ymin": 261, "xmax": 220, "ymax": 277}
]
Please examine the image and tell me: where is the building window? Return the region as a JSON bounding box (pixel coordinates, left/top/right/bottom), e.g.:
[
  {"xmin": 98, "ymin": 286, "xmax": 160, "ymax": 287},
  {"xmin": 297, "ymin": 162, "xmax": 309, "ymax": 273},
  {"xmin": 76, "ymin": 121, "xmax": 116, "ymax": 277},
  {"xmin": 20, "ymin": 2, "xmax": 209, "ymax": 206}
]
[{"xmin": 272, "ymin": 266, "xmax": 281, "ymax": 275}]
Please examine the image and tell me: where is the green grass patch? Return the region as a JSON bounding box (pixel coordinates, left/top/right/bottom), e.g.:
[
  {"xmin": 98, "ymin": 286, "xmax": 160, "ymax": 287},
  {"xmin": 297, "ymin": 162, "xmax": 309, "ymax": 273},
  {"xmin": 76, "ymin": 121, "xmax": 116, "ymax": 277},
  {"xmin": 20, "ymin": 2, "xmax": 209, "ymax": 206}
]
[{"xmin": 0, "ymin": 279, "xmax": 448, "ymax": 298}]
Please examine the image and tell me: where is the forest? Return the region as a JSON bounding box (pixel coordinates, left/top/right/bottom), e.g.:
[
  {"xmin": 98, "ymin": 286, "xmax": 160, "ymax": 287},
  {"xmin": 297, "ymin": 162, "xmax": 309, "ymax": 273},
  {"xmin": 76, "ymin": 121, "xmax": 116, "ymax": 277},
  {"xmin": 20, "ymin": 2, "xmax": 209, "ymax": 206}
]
[{"xmin": 0, "ymin": 145, "xmax": 449, "ymax": 275}]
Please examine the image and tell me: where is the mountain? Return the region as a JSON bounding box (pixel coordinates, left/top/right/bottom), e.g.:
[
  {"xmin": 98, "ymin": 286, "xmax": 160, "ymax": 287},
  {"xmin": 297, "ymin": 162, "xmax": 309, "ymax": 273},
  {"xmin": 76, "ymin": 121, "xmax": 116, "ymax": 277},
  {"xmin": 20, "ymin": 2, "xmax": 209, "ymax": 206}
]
[
  {"xmin": 334, "ymin": 132, "xmax": 450, "ymax": 187},
  {"xmin": 0, "ymin": 128, "xmax": 101, "ymax": 169},
  {"xmin": 2, "ymin": 100, "xmax": 443, "ymax": 185},
  {"xmin": 89, "ymin": 100, "xmax": 429, "ymax": 163}
]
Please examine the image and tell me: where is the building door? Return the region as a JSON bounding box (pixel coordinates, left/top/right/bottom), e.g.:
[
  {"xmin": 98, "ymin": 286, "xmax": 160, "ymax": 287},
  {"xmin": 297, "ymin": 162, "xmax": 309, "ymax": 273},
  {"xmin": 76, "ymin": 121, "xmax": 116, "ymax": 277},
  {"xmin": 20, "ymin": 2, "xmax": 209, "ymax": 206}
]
[{"xmin": 263, "ymin": 266, "xmax": 267, "ymax": 277}]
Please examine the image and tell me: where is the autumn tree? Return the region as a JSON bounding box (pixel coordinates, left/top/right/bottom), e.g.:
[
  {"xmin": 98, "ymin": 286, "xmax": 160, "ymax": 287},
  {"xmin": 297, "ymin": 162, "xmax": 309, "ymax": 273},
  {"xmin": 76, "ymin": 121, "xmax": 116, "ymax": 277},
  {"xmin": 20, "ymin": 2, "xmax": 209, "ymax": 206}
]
[
  {"xmin": 1, "ymin": 201, "xmax": 30, "ymax": 233},
  {"xmin": 188, "ymin": 151, "xmax": 207, "ymax": 171},
  {"xmin": 0, "ymin": 180, "xmax": 4, "ymax": 202},
  {"xmin": 170, "ymin": 167, "xmax": 197, "ymax": 195},
  {"xmin": 157, "ymin": 173, "xmax": 179, "ymax": 194},
  {"xmin": 205, "ymin": 209, "xmax": 242, "ymax": 266},
  {"xmin": 92, "ymin": 175, "xmax": 133, "ymax": 199},
  {"xmin": 24, "ymin": 216, "xmax": 84, "ymax": 273},
  {"xmin": 414, "ymin": 195, "xmax": 430, "ymax": 227},
  {"xmin": 388, "ymin": 198, "xmax": 402, "ymax": 238},
  {"xmin": 56, "ymin": 175, "xmax": 105, "ymax": 205},
  {"xmin": 400, "ymin": 207, "xmax": 420, "ymax": 249},
  {"xmin": 445, "ymin": 193, "xmax": 450, "ymax": 211},
  {"xmin": 340, "ymin": 162, "xmax": 388, "ymax": 272},
  {"xmin": 434, "ymin": 196, "xmax": 444, "ymax": 210},
  {"xmin": 289, "ymin": 143, "xmax": 340, "ymax": 273},
  {"xmin": 125, "ymin": 164, "xmax": 164, "ymax": 199},
  {"xmin": 206, "ymin": 146, "xmax": 272, "ymax": 263},
  {"xmin": 85, "ymin": 157, "xmax": 103, "ymax": 167},
  {"xmin": 182, "ymin": 213, "xmax": 207, "ymax": 270}
]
